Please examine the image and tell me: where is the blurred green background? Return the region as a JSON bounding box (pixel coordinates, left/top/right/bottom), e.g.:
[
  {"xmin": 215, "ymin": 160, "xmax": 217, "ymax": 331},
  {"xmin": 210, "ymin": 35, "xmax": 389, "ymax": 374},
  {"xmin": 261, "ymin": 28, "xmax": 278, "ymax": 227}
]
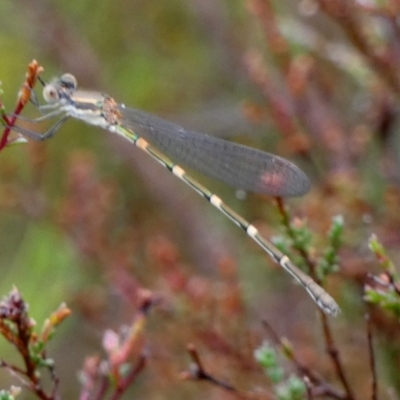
[{"xmin": 1, "ymin": 0, "xmax": 400, "ymax": 399}]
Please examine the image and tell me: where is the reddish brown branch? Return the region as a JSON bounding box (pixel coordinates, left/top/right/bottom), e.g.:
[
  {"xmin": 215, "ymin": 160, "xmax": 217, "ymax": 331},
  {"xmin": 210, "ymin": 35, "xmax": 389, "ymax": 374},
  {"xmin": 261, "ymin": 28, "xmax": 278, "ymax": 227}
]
[
  {"xmin": 183, "ymin": 343, "xmax": 237, "ymax": 392},
  {"xmin": 262, "ymin": 319, "xmax": 346, "ymax": 400},
  {"xmin": 365, "ymin": 313, "xmax": 378, "ymax": 400},
  {"xmin": 320, "ymin": 315, "xmax": 355, "ymax": 400},
  {"xmin": 110, "ymin": 353, "xmax": 147, "ymax": 400},
  {"xmin": 0, "ymin": 60, "xmax": 43, "ymax": 151}
]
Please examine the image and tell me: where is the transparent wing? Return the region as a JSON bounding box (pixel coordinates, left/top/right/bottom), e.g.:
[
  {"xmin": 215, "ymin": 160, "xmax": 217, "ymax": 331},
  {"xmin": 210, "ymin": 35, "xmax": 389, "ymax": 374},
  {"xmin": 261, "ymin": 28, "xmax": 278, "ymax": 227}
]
[{"xmin": 118, "ymin": 106, "xmax": 310, "ymax": 197}]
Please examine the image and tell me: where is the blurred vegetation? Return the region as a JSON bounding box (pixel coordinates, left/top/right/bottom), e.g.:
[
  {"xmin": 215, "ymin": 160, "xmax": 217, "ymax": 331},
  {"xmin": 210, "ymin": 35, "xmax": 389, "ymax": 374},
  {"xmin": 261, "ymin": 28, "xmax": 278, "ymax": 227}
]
[{"xmin": 0, "ymin": 0, "xmax": 400, "ymax": 399}]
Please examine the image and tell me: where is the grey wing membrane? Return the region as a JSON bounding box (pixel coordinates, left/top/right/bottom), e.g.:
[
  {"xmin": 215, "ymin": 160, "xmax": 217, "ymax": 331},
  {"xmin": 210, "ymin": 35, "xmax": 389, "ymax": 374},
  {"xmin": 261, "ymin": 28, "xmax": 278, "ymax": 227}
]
[{"xmin": 118, "ymin": 106, "xmax": 311, "ymax": 197}]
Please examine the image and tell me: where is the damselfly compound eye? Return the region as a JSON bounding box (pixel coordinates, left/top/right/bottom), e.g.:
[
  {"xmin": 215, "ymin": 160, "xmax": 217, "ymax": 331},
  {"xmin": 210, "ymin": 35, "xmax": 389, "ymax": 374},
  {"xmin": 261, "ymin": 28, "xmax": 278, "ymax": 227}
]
[
  {"xmin": 59, "ymin": 73, "xmax": 77, "ymax": 90},
  {"xmin": 43, "ymin": 85, "xmax": 60, "ymax": 103}
]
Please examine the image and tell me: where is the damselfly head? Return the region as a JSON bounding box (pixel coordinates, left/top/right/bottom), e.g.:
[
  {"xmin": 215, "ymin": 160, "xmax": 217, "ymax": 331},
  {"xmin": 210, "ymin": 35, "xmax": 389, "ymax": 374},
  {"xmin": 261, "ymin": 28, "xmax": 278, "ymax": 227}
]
[{"xmin": 42, "ymin": 74, "xmax": 78, "ymax": 104}]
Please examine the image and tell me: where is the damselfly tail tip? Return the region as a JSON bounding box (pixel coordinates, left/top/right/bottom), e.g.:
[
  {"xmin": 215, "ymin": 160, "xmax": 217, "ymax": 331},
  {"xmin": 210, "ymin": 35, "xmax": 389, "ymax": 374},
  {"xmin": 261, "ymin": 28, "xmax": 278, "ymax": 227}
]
[
  {"xmin": 304, "ymin": 281, "xmax": 340, "ymax": 316},
  {"xmin": 317, "ymin": 295, "xmax": 341, "ymax": 317}
]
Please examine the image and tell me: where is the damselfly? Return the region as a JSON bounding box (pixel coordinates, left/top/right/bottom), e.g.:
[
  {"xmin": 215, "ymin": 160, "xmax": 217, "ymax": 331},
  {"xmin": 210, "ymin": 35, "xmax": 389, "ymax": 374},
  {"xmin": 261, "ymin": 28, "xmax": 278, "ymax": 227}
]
[{"xmin": 8, "ymin": 73, "xmax": 340, "ymax": 315}]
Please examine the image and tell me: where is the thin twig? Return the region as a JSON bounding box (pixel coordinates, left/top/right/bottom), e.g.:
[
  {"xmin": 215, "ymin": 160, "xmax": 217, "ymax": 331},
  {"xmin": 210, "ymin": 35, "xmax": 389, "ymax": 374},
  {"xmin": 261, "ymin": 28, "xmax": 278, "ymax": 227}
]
[
  {"xmin": 110, "ymin": 353, "xmax": 147, "ymax": 400},
  {"xmin": 365, "ymin": 313, "xmax": 378, "ymax": 400},
  {"xmin": 319, "ymin": 315, "xmax": 355, "ymax": 400},
  {"xmin": 0, "ymin": 60, "xmax": 43, "ymax": 151},
  {"xmin": 92, "ymin": 375, "xmax": 110, "ymax": 400},
  {"xmin": 262, "ymin": 320, "xmax": 346, "ymax": 400},
  {"xmin": 387, "ymin": 272, "xmax": 400, "ymax": 297},
  {"xmin": 267, "ymin": 202, "xmax": 354, "ymax": 400},
  {"xmin": 303, "ymin": 376, "xmax": 313, "ymax": 400},
  {"xmin": 0, "ymin": 360, "xmax": 29, "ymax": 386},
  {"xmin": 0, "ymin": 359, "xmax": 52, "ymax": 400},
  {"xmin": 274, "ymin": 197, "xmax": 319, "ymax": 282},
  {"xmin": 184, "ymin": 343, "xmax": 237, "ymax": 392}
]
